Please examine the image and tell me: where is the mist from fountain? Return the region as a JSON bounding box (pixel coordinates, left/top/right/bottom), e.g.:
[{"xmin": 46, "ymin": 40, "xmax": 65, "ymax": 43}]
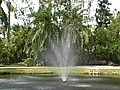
[{"xmin": 43, "ymin": 25, "xmax": 77, "ymax": 82}]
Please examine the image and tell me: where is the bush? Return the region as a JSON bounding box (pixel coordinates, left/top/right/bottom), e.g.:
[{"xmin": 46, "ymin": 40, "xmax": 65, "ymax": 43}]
[
  {"xmin": 16, "ymin": 62, "xmax": 26, "ymax": 66},
  {"xmin": 23, "ymin": 58, "xmax": 34, "ymax": 66},
  {"xmin": 108, "ymin": 61, "xmax": 117, "ymax": 66}
]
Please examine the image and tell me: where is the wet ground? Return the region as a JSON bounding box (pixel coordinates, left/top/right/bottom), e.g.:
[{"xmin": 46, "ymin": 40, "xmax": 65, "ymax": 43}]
[{"xmin": 0, "ymin": 75, "xmax": 120, "ymax": 90}]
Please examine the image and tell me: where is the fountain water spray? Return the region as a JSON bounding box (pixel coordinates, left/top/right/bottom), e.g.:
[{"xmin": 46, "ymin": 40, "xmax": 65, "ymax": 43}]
[{"xmin": 43, "ymin": 25, "xmax": 77, "ymax": 82}]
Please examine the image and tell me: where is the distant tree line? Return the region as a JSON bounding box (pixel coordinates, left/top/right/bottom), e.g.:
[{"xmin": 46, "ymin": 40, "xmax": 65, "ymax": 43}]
[{"xmin": 0, "ymin": 0, "xmax": 120, "ymax": 66}]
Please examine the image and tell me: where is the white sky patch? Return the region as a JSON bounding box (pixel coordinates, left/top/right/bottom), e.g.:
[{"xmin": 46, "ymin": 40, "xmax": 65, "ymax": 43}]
[
  {"xmin": 109, "ymin": 0, "xmax": 120, "ymax": 11},
  {"xmin": 1, "ymin": 0, "xmax": 120, "ymax": 25}
]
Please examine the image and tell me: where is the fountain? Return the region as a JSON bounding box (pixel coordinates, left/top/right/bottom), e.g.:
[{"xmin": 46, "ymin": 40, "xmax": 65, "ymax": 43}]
[{"xmin": 44, "ymin": 25, "xmax": 77, "ymax": 82}]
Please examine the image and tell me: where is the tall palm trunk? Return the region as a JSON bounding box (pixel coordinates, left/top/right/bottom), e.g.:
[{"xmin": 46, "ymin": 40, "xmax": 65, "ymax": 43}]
[
  {"xmin": 6, "ymin": 1, "xmax": 11, "ymax": 44},
  {"xmin": 7, "ymin": 8, "xmax": 10, "ymax": 43}
]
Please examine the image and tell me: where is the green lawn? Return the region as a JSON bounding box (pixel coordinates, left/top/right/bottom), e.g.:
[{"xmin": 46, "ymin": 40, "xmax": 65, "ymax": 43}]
[
  {"xmin": 0, "ymin": 67, "xmax": 55, "ymax": 75},
  {"xmin": 0, "ymin": 66, "xmax": 120, "ymax": 76}
]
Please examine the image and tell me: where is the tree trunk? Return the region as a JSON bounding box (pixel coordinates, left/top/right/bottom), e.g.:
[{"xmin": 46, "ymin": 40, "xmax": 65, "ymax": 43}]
[{"xmin": 6, "ymin": 2, "xmax": 11, "ymax": 44}]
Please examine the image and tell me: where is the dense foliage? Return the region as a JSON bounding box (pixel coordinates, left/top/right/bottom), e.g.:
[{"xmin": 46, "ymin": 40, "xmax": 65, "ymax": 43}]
[
  {"xmin": 0, "ymin": 0, "xmax": 120, "ymax": 66},
  {"xmin": 95, "ymin": 0, "xmax": 113, "ymax": 28}
]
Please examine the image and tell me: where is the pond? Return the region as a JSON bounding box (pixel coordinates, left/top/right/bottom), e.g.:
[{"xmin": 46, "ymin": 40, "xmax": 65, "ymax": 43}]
[{"xmin": 0, "ymin": 75, "xmax": 120, "ymax": 90}]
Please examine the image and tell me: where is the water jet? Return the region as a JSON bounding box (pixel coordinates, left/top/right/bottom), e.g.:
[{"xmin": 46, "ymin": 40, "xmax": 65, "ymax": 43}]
[
  {"xmin": 61, "ymin": 75, "xmax": 67, "ymax": 83},
  {"xmin": 44, "ymin": 25, "xmax": 77, "ymax": 82}
]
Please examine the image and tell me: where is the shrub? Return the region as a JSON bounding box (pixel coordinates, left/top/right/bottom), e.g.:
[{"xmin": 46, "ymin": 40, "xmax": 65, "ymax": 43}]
[{"xmin": 23, "ymin": 58, "xmax": 34, "ymax": 66}]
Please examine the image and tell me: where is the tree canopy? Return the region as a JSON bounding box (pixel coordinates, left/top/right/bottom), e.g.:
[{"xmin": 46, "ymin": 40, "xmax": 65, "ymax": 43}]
[{"xmin": 0, "ymin": 0, "xmax": 120, "ymax": 66}]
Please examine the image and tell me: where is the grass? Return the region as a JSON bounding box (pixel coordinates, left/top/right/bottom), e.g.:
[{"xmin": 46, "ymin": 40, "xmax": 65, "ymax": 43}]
[
  {"xmin": 0, "ymin": 66, "xmax": 120, "ymax": 76},
  {"xmin": 0, "ymin": 67, "xmax": 55, "ymax": 75},
  {"xmin": 67, "ymin": 67, "xmax": 120, "ymax": 76}
]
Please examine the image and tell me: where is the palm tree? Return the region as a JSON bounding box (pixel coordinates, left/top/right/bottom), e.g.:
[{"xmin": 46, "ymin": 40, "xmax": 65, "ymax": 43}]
[
  {"xmin": 0, "ymin": 0, "xmax": 8, "ymax": 39},
  {"xmin": 0, "ymin": 0, "xmax": 14, "ymax": 44},
  {"xmin": 6, "ymin": 0, "xmax": 14, "ymax": 44},
  {"xmin": 27, "ymin": 0, "xmax": 84, "ymax": 57}
]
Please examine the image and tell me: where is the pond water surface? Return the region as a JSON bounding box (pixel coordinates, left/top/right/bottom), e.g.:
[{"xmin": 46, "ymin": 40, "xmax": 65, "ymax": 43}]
[{"xmin": 0, "ymin": 75, "xmax": 120, "ymax": 90}]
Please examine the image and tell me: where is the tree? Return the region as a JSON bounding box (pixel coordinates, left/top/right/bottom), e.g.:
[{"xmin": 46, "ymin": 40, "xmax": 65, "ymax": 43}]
[
  {"xmin": 106, "ymin": 12, "xmax": 120, "ymax": 64},
  {"xmin": 92, "ymin": 0, "xmax": 113, "ymax": 64},
  {"xmin": 10, "ymin": 25, "xmax": 28, "ymax": 62},
  {"xmin": 25, "ymin": 0, "xmax": 91, "ymax": 65},
  {"xmin": 0, "ymin": 0, "xmax": 14, "ymax": 44},
  {"xmin": 0, "ymin": 0, "xmax": 98, "ymax": 65},
  {"xmin": 95, "ymin": 0, "xmax": 113, "ymax": 29},
  {"xmin": 6, "ymin": 0, "xmax": 14, "ymax": 44},
  {"xmin": 92, "ymin": 26, "xmax": 109, "ymax": 61},
  {"xmin": 91, "ymin": 11, "xmax": 120, "ymax": 65},
  {"xmin": 0, "ymin": 0, "xmax": 8, "ymax": 38}
]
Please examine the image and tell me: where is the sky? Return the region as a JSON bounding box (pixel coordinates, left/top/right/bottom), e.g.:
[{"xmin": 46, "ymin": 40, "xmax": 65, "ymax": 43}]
[
  {"xmin": 109, "ymin": 0, "xmax": 120, "ymax": 11},
  {"xmin": 1, "ymin": 0, "xmax": 120, "ymax": 26}
]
